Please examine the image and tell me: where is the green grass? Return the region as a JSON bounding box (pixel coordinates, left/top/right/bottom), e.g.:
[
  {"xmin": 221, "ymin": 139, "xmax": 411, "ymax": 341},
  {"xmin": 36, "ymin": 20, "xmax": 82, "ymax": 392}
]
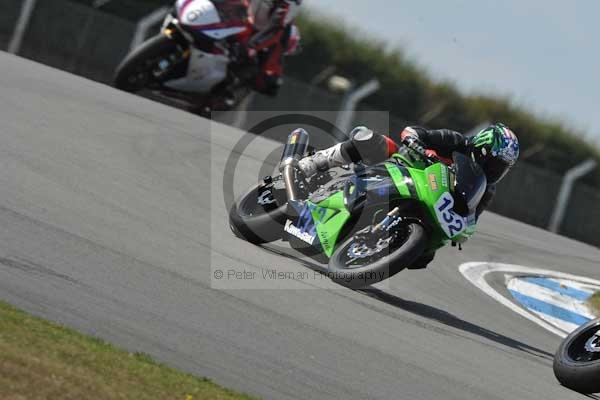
[
  {"xmin": 0, "ymin": 300, "xmax": 257, "ymax": 400},
  {"xmin": 589, "ymin": 292, "xmax": 600, "ymax": 317}
]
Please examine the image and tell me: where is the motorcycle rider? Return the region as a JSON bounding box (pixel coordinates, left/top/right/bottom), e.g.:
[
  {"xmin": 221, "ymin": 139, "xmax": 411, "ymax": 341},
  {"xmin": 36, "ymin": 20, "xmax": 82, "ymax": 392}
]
[
  {"xmin": 298, "ymin": 123, "xmax": 520, "ymax": 268},
  {"xmin": 246, "ymin": 0, "xmax": 302, "ymax": 96}
]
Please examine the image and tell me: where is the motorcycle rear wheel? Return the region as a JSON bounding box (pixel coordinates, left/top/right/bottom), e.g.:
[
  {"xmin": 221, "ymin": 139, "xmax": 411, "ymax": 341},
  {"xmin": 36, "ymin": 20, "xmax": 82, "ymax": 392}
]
[
  {"xmin": 229, "ymin": 180, "xmax": 287, "ymax": 245},
  {"xmin": 328, "ymin": 221, "xmax": 426, "ymax": 289},
  {"xmin": 114, "ymin": 34, "xmax": 179, "ymax": 92},
  {"xmin": 554, "ymin": 319, "xmax": 600, "ymax": 394}
]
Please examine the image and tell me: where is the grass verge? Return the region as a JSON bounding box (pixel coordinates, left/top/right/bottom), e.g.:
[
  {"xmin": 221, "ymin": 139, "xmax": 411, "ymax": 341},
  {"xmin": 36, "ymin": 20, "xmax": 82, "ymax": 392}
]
[
  {"xmin": 588, "ymin": 292, "xmax": 600, "ymax": 317},
  {"xmin": 0, "ymin": 300, "xmax": 257, "ymax": 400}
]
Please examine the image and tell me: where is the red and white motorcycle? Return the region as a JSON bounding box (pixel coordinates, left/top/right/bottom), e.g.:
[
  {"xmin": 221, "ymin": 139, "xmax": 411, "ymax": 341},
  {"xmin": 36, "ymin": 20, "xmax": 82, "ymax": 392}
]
[{"xmin": 114, "ymin": 0, "xmax": 300, "ymax": 116}]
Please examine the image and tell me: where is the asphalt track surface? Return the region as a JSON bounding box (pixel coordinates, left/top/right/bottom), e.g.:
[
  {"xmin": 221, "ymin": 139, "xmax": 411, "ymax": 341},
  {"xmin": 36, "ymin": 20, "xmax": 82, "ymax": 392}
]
[{"xmin": 1, "ymin": 51, "xmax": 600, "ymax": 400}]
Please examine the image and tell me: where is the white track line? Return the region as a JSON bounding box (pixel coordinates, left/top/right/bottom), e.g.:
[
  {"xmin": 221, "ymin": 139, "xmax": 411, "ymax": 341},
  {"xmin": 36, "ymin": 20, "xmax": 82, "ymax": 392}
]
[{"xmin": 459, "ymin": 262, "xmax": 600, "ymax": 338}]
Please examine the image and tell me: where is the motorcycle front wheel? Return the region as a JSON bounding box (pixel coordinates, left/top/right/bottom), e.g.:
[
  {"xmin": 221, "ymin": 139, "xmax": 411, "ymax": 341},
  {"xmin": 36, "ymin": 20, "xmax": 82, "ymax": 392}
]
[
  {"xmin": 554, "ymin": 318, "xmax": 600, "ymax": 393},
  {"xmin": 114, "ymin": 34, "xmax": 180, "ymax": 92},
  {"xmin": 328, "ymin": 221, "xmax": 426, "ymax": 289}
]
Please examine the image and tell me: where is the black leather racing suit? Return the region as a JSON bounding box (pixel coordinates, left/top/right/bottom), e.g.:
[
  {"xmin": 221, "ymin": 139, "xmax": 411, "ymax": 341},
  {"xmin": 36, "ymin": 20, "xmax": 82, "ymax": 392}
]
[
  {"xmin": 395, "ymin": 126, "xmax": 495, "ymax": 268},
  {"xmin": 247, "ymin": 0, "xmax": 301, "ymax": 95},
  {"xmin": 402, "ymin": 126, "xmax": 496, "ymax": 219}
]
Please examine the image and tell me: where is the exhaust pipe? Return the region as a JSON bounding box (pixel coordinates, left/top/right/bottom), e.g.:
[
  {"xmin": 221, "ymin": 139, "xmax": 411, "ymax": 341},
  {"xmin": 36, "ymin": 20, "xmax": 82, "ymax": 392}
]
[{"xmin": 279, "ymin": 128, "xmax": 309, "ymax": 201}]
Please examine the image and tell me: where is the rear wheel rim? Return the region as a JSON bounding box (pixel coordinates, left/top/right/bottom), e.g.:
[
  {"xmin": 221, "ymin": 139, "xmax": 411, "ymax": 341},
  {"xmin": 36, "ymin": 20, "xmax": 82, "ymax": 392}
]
[
  {"xmin": 239, "ymin": 191, "xmax": 263, "ymax": 217},
  {"xmin": 126, "ymin": 52, "xmax": 179, "ymax": 89},
  {"xmin": 238, "ymin": 178, "xmax": 284, "ymax": 218},
  {"xmin": 127, "ymin": 59, "xmax": 160, "ymax": 88},
  {"xmin": 567, "ymin": 326, "xmax": 600, "ymax": 363}
]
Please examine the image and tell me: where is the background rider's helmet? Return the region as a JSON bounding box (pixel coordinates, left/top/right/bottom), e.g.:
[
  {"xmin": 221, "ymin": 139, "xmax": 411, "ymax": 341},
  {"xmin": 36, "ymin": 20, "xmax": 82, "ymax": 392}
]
[{"xmin": 469, "ymin": 123, "xmax": 520, "ymax": 184}]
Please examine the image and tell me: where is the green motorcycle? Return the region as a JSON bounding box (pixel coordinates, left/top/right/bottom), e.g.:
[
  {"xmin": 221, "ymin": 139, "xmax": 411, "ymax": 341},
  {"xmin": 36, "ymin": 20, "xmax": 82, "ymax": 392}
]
[{"xmin": 229, "ymin": 128, "xmax": 487, "ymax": 288}]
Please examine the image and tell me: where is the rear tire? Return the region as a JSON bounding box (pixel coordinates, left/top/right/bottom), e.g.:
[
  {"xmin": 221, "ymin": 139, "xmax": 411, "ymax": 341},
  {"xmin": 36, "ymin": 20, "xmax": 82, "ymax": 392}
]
[
  {"xmin": 114, "ymin": 34, "xmax": 179, "ymax": 92},
  {"xmin": 328, "ymin": 222, "xmax": 426, "ymax": 289},
  {"xmin": 229, "ymin": 183, "xmax": 287, "ymax": 245},
  {"xmin": 554, "ymin": 319, "xmax": 600, "ymax": 394}
]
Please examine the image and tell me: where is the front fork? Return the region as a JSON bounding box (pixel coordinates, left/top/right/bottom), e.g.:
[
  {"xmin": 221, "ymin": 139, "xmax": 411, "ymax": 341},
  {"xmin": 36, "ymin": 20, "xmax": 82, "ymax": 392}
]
[
  {"xmin": 159, "ymin": 16, "xmax": 192, "ymax": 75},
  {"xmin": 372, "ymin": 207, "xmax": 402, "ymax": 233},
  {"xmin": 352, "ymin": 207, "xmax": 402, "ymax": 246}
]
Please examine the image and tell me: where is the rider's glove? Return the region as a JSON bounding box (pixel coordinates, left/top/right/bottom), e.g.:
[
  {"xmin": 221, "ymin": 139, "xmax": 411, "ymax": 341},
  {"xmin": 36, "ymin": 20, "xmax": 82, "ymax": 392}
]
[
  {"xmin": 247, "ymin": 46, "xmax": 258, "ymax": 59},
  {"xmin": 402, "ymin": 135, "xmax": 427, "ymax": 157}
]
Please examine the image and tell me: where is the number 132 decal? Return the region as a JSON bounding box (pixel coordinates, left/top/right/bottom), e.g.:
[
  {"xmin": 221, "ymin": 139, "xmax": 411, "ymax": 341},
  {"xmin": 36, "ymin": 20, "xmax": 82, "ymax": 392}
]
[{"xmin": 434, "ymin": 192, "xmax": 467, "ymax": 238}]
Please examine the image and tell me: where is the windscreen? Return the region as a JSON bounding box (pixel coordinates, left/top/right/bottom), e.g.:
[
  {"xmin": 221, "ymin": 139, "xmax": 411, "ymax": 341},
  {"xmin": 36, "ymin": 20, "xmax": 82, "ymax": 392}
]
[{"xmin": 452, "ymin": 152, "xmax": 487, "ymax": 216}]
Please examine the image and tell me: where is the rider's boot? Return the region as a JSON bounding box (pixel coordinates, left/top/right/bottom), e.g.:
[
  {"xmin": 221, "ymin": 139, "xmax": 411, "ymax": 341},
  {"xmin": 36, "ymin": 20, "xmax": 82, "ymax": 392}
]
[
  {"xmin": 298, "ymin": 142, "xmax": 346, "ymax": 177},
  {"xmin": 297, "ymin": 126, "xmax": 376, "ymax": 177}
]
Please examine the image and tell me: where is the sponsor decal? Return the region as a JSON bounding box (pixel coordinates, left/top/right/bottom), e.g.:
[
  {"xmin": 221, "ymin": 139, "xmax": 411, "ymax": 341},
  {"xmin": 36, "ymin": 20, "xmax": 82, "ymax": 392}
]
[
  {"xmin": 290, "ymin": 132, "xmax": 298, "ymax": 144},
  {"xmin": 318, "ymin": 229, "xmax": 331, "ymax": 250},
  {"xmin": 284, "ymin": 219, "xmax": 316, "ymax": 245},
  {"xmin": 428, "ymin": 173, "xmax": 438, "ymax": 191},
  {"xmin": 440, "ymin": 166, "xmax": 448, "ymax": 188}
]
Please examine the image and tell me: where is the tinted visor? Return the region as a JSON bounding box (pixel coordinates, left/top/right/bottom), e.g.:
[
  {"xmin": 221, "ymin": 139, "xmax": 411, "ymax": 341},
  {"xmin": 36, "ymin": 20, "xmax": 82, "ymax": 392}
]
[{"xmin": 482, "ymin": 157, "xmax": 511, "ymax": 184}]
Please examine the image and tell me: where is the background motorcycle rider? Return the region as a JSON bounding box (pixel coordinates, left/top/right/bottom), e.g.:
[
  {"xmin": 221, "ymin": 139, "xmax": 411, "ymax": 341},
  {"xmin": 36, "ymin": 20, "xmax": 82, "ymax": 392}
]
[
  {"xmin": 297, "ymin": 123, "xmax": 520, "ymax": 268},
  {"xmin": 246, "ymin": 0, "xmax": 302, "ymax": 96}
]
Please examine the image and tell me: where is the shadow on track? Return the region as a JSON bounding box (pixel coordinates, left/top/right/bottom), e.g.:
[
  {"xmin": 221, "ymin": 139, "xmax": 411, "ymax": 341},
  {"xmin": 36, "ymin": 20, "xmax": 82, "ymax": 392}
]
[
  {"xmin": 261, "ymin": 244, "xmax": 554, "ymax": 361},
  {"xmin": 356, "ymin": 287, "xmax": 554, "ymax": 360}
]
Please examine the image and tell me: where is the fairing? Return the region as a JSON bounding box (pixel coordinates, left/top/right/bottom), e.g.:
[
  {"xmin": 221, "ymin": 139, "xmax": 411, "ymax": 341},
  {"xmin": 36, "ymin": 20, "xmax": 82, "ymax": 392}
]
[
  {"xmin": 162, "ymin": 47, "xmax": 228, "ymax": 93},
  {"xmin": 285, "ymin": 149, "xmax": 480, "ymax": 260},
  {"xmin": 386, "ymin": 155, "xmax": 477, "ymax": 246},
  {"xmin": 176, "ymin": 0, "xmax": 249, "ymax": 40},
  {"xmin": 286, "ymin": 165, "xmax": 412, "ymax": 258}
]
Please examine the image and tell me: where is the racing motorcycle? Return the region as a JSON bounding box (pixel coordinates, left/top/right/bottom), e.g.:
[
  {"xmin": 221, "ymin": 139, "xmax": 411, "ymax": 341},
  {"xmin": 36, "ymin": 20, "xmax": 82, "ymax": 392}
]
[
  {"xmin": 229, "ymin": 128, "xmax": 486, "ymax": 288},
  {"xmin": 114, "ymin": 0, "xmax": 300, "ymax": 115},
  {"xmin": 554, "ymin": 318, "xmax": 600, "ymax": 393}
]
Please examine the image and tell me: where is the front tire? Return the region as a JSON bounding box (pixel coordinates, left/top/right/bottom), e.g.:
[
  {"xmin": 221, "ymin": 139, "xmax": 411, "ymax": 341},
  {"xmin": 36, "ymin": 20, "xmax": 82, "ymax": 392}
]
[
  {"xmin": 554, "ymin": 319, "xmax": 600, "ymax": 393},
  {"xmin": 114, "ymin": 34, "xmax": 179, "ymax": 92},
  {"xmin": 328, "ymin": 222, "xmax": 427, "ymax": 289}
]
